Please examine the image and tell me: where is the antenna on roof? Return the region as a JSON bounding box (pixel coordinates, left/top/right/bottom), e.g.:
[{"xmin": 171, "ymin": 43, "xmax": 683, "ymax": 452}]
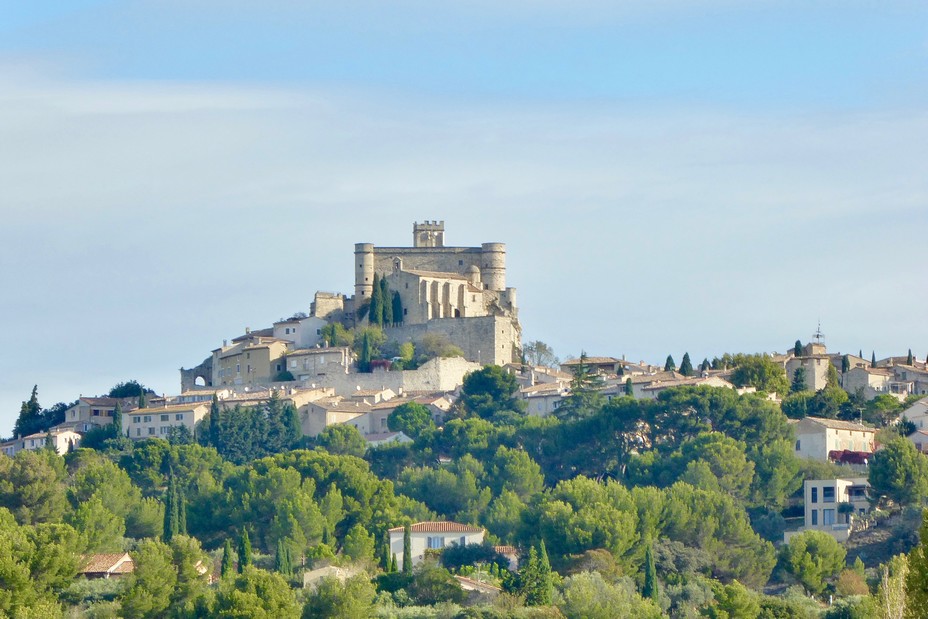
[{"xmin": 812, "ymin": 320, "xmax": 825, "ymax": 343}]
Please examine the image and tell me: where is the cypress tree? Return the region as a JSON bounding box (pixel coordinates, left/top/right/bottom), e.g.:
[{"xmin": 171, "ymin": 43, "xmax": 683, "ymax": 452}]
[
  {"xmin": 795, "ymin": 340, "xmax": 803, "ymax": 357},
  {"xmin": 238, "ymin": 529, "xmax": 252, "ymax": 573},
  {"xmin": 700, "ymin": 358, "xmax": 710, "ymax": 372},
  {"xmin": 359, "ymin": 332, "xmax": 372, "ymax": 373},
  {"xmin": 112, "ymin": 402, "xmax": 122, "ymax": 437},
  {"xmin": 872, "ymin": 351, "xmax": 877, "ymax": 368},
  {"xmin": 380, "ymin": 540, "xmax": 390, "ymax": 572},
  {"xmin": 679, "ymin": 353, "xmax": 693, "ymax": 377},
  {"xmin": 392, "ymin": 291, "xmax": 403, "ymax": 325},
  {"xmin": 625, "ymin": 377, "xmax": 633, "ymax": 396},
  {"xmin": 381, "ymin": 277, "xmax": 393, "ymax": 325},
  {"xmin": 177, "ymin": 483, "xmax": 187, "ymax": 535},
  {"xmin": 43, "ymin": 430, "xmax": 56, "ymax": 453},
  {"xmin": 402, "ymin": 524, "xmax": 412, "ymax": 574},
  {"xmin": 664, "ymin": 355, "xmax": 675, "ymax": 372},
  {"xmin": 908, "ymin": 349, "xmax": 914, "ymax": 365},
  {"xmin": 859, "ymin": 349, "xmax": 863, "ymax": 359},
  {"xmin": 369, "ymin": 273, "xmax": 383, "ymax": 327},
  {"xmin": 138, "ymin": 390, "xmax": 146, "ymax": 409},
  {"xmin": 536, "ymin": 540, "xmax": 552, "ymax": 605},
  {"xmin": 209, "ymin": 394, "xmax": 221, "ymax": 448},
  {"xmin": 275, "ymin": 538, "xmax": 292, "ymax": 576},
  {"xmin": 390, "ymin": 553, "xmax": 398, "ymax": 573},
  {"xmin": 221, "ymin": 539, "xmax": 234, "ymax": 578},
  {"xmin": 163, "ymin": 476, "xmax": 178, "ymax": 542},
  {"xmin": 642, "ymin": 543, "xmax": 660, "ymax": 603},
  {"xmin": 842, "ymin": 354, "xmax": 850, "ymax": 373}
]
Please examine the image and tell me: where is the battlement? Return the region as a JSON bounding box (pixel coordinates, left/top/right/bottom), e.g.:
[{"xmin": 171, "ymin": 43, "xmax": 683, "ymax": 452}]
[{"xmin": 413, "ymin": 221, "xmax": 445, "ymax": 248}]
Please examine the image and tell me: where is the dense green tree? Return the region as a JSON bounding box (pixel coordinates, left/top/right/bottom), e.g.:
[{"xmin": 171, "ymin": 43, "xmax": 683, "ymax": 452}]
[
  {"xmin": 489, "ymin": 446, "xmax": 545, "ymax": 500},
  {"xmin": 706, "ymin": 580, "xmax": 761, "ymax": 618},
  {"xmin": 387, "ymin": 402, "xmax": 435, "ymax": 438},
  {"xmin": 795, "ymin": 341, "xmax": 803, "ymax": 357},
  {"xmin": 409, "ymin": 561, "xmax": 466, "ymax": 605},
  {"xmin": 213, "ymin": 566, "xmax": 300, "ymax": 619},
  {"xmin": 457, "ymin": 365, "xmax": 525, "ymax": 420},
  {"xmin": 908, "ymin": 349, "xmax": 915, "ymax": 365},
  {"xmin": 0, "ymin": 449, "xmax": 67, "ymax": 525},
  {"xmin": 275, "ymin": 538, "xmax": 292, "ymax": 576},
  {"xmin": 780, "ymin": 530, "xmax": 846, "ymax": 594},
  {"xmin": 868, "ymin": 438, "xmax": 928, "ymax": 505},
  {"xmin": 556, "ymin": 571, "xmax": 662, "ymax": 619},
  {"xmin": 906, "ymin": 510, "xmax": 928, "ymax": 615},
  {"xmin": 316, "ymin": 424, "xmax": 367, "ymax": 458},
  {"xmin": 302, "ymin": 574, "xmax": 376, "ymax": 619},
  {"xmin": 402, "ymin": 524, "xmax": 412, "ymax": 575},
  {"xmin": 238, "ymin": 529, "xmax": 252, "ymax": 573},
  {"xmin": 664, "ymin": 355, "xmax": 676, "ymax": 372},
  {"xmin": 209, "ymin": 394, "xmax": 221, "ymax": 449},
  {"xmin": 826, "ymin": 363, "xmax": 841, "ymax": 389},
  {"xmin": 342, "ymin": 523, "xmax": 375, "ymax": 564},
  {"xmin": 557, "ymin": 352, "xmax": 606, "ymax": 420},
  {"xmin": 108, "ymin": 380, "xmax": 152, "ymax": 398},
  {"xmin": 221, "ymin": 538, "xmax": 234, "ymax": 578},
  {"xmin": 391, "ymin": 291, "xmax": 404, "ymax": 326},
  {"xmin": 68, "ymin": 495, "xmax": 124, "ymax": 552},
  {"xmin": 369, "ymin": 273, "xmax": 383, "ymax": 327},
  {"xmin": 358, "ymin": 331, "xmax": 372, "ymax": 372},
  {"xmin": 642, "ymin": 543, "xmax": 659, "ymax": 604},
  {"xmin": 871, "ymin": 351, "xmax": 877, "ymax": 368},
  {"xmin": 679, "ymin": 353, "xmax": 694, "ymax": 377},
  {"xmin": 842, "ymin": 354, "xmax": 851, "ymax": 374},
  {"xmin": 625, "ymin": 377, "xmax": 633, "ymax": 396},
  {"xmin": 381, "ymin": 276, "xmax": 393, "ymax": 325},
  {"xmin": 120, "ymin": 539, "xmax": 177, "ymax": 619},
  {"xmin": 13, "ymin": 385, "xmax": 43, "ymax": 439},
  {"xmin": 112, "ymin": 402, "xmax": 123, "ymax": 438},
  {"xmin": 791, "ymin": 368, "xmax": 808, "ymax": 393},
  {"xmin": 729, "ymin": 355, "xmax": 790, "ymax": 396}
]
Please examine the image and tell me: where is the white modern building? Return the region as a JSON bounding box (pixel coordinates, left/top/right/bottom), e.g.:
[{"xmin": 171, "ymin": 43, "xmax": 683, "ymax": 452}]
[{"xmin": 388, "ymin": 521, "xmax": 485, "ymax": 568}]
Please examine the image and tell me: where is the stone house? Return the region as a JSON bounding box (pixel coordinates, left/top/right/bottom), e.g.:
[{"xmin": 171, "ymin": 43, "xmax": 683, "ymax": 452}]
[
  {"xmin": 785, "ymin": 478, "xmax": 870, "ymax": 543},
  {"xmin": 389, "ymin": 521, "xmax": 485, "ymax": 568},
  {"xmin": 122, "ymin": 404, "xmax": 209, "ymax": 441},
  {"xmin": 791, "ymin": 416, "xmax": 876, "ymax": 463}
]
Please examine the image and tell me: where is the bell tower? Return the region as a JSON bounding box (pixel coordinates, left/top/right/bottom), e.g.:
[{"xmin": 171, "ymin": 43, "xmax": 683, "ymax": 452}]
[{"xmin": 413, "ymin": 220, "xmax": 445, "ymax": 248}]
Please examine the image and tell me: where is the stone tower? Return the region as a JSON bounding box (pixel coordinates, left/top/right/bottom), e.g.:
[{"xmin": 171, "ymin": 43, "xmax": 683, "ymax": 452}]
[
  {"xmin": 354, "ymin": 243, "xmax": 375, "ymax": 302},
  {"xmin": 413, "ymin": 220, "xmax": 445, "ymax": 248}
]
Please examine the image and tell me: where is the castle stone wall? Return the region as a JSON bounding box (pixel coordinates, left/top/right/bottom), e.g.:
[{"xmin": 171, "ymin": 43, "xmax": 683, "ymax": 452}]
[
  {"xmin": 305, "ymin": 356, "xmax": 483, "ymax": 396},
  {"xmin": 384, "ymin": 315, "xmax": 520, "ymax": 367}
]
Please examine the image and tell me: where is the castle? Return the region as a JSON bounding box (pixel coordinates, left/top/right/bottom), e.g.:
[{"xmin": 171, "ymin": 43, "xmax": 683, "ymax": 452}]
[
  {"xmin": 315, "ymin": 221, "xmax": 522, "ymax": 366},
  {"xmin": 181, "ymin": 221, "xmax": 522, "ymax": 391}
]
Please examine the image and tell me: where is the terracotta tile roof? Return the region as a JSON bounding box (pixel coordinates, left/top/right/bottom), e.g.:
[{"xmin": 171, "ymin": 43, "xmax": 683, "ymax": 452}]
[
  {"xmin": 406, "ymin": 269, "xmax": 471, "ymax": 281},
  {"xmin": 388, "ymin": 521, "xmax": 484, "ymax": 534},
  {"xmin": 127, "ymin": 403, "xmax": 207, "ymax": 415},
  {"xmin": 80, "ymin": 553, "xmax": 134, "ymax": 575},
  {"xmin": 78, "ymin": 397, "xmax": 120, "ymax": 407},
  {"xmin": 493, "ymin": 545, "xmax": 518, "ymax": 555},
  {"xmin": 561, "ymin": 357, "xmax": 618, "ymax": 366}
]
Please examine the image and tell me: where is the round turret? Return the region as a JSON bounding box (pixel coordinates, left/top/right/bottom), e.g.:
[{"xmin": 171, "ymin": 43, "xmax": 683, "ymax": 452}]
[
  {"xmin": 354, "ymin": 243, "xmax": 375, "ymax": 301},
  {"xmin": 466, "ymin": 264, "xmax": 482, "ymax": 288},
  {"xmin": 480, "ymin": 243, "xmax": 506, "ymax": 291}
]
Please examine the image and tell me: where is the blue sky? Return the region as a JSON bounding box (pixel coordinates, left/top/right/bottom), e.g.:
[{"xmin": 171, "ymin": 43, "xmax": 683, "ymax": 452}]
[{"xmin": 1, "ymin": 1, "xmax": 926, "ymax": 433}]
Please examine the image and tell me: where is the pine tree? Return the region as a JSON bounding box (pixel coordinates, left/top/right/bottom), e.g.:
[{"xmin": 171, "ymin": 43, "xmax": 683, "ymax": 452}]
[
  {"xmin": 381, "ymin": 277, "xmax": 392, "ymax": 325},
  {"xmin": 679, "ymin": 353, "xmax": 693, "ymax": 377},
  {"xmin": 13, "ymin": 385, "xmax": 42, "ymax": 438},
  {"xmin": 369, "ymin": 273, "xmax": 383, "ymax": 327},
  {"xmin": 402, "ymin": 524, "xmax": 412, "ymax": 574},
  {"xmin": 664, "ymin": 355, "xmax": 676, "ymax": 372},
  {"xmin": 872, "ymin": 351, "xmax": 877, "ymax": 368},
  {"xmin": 221, "ymin": 539, "xmax": 234, "ymax": 578},
  {"xmin": 908, "ymin": 349, "xmax": 914, "ymax": 365},
  {"xmin": 238, "ymin": 529, "xmax": 252, "ymax": 573},
  {"xmin": 795, "ymin": 340, "xmax": 803, "ymax": 357},
  {"xmin": 392, "ymin": 291, "xmax": 404, "ymax": 325},
  {"xmin": 625, "ymin": 377, "xmax": 633, "ymax": 396},
  {"xmin": 209, "ymin": 394, "xmax": 221, "ymax": 448},
  {"xmin": 642, "ymin": 543, "xmax": 659, "ymax": 603}
]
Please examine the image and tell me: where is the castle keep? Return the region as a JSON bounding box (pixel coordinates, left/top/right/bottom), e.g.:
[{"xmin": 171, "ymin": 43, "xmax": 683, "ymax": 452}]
[{"xmin": 320, "ymin": 220, "xmax": 522, "ymax": 366}]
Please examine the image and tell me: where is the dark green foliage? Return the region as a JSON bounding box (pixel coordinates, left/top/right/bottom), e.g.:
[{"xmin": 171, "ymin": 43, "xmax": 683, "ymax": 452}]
[
  {"xmin": 730, "ymin": 354, "xmax": 790, "ymax": 396},
  {"xmin": 221, "ymin": 538, "xmax": 234, "ymax": 578},
  {"xmin": 369, "ymin": 273, "xmax": 383, "ymax": 327},
  {"xmin": 842, "ymin": 355, "xmax": 851, "ymax": 373},
  {"xmin": 238, "ymin": 529, "xmax": 252, "ymax": 573},
  {"xmin": 642, "ymin": 543, "xmax": 659, "ymax": 603},
  {"xmin": 208, "ymin": 394, "xmax": 221, "ymax": 449},
  {"xmin": 791, "ymin": 368, "xmax": 807, "ymax": 393},
  {"xmin": 907, "ymin": 349, "xmax": 914, "ymax": 365},
  {"xmin": 664, "ymin": 355, "xmax": 676, "ymax": 372},
  {"xmin": 625, "ymin": 377, "xmax": 633, "ymax": 396},
  {"xmin": 409, "ymin": 562, "xmax": 466, "ymax": 605},
  {"xmin": 391, "ymin": 291, "xmax": 403, "ymax": 325},
  {"xmin": 304, "ymin": 574, "xmax": 376, "ymax": 618},
  {"xmin": 381, "ymin": 277, "xmax": 393, "ymax": 325},
  {"xmin": 316, "ymin": 424, "xmax": 367, "ymax": 458},
  {"xmin": 871, "ymin": 351, "xmax": 877, "ymax": 368},
  {"xmin": 196, "ymin": 394, "xmax": 301, "ymax": 464},
  {"xmin": 390, "ymin": 553, "xmax": 398, "ymax": 573},
  {"xmin": 214, "ymin": 566, "xmax": 300, "ymax": 618},
  {"xmin": 795, "ymin": 340, "xmax": 803, "ymax": 357},
  {"xmin": 557, "ymin": 351, "xmax": 606, "ymax": 420},
  {"xmin": 441, "ymin": 542, "xmax": 510, "ymax": 572},
  {"xmin": 358, "ymin": 331, "xmax": 372, "ymax": 372},
  {"xmin": 700, "ymin": 358, "xmax": 711, "ymax": 372},
  {"xmin": 387, "ymin": 402, "xmax": 435, "ymax": 438},
  {"xmin": 679, "ymin": 353, "xmax": 694, "ymax": 377},
  {"xmin": 457, "ymin": 365, "xmax": 525, "ymax": 420},
  {"xmin": 112, "ymin": 402, "xmax": 122, "ymax": 438},
  {"xmin": 107, "ymin": 380, "xmax": 153, "ymax": 398},
  {"xmin": 868, "ymin": 437, "xmax": 928, "ymax": 505},
  {"xmin": 906, "ymin": 510, "xmax": 928, "ymax": 612},
  {"xmin": 13, "ymin": 385, "xmax": 43, "ymax": 439},
  {"xmin": 520, "ymin": 543, "xmax": 553, "ymax": 605},
  {"xmin": 403, "ymin": 524, "xmax": 412, "ymax": 575},
  {"xmin": 275, "ymin": 538, "xmax": 292, "ymax": 576},
  {"xmin": 779, "ymin": 530, "xmax": 846, "ymax": 594}
]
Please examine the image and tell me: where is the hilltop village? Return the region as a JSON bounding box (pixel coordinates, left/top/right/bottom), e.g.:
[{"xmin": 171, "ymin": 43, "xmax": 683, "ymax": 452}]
[{"xmin": 4, "ymin": 221, "xmax": 928, "ymax": 617}]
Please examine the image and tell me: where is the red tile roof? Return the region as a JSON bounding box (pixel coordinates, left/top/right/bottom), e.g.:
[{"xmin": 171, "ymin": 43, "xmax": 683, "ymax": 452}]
[{"xmin": 389, "ymin": 521, "xmax": 484, "ymax": 534}]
